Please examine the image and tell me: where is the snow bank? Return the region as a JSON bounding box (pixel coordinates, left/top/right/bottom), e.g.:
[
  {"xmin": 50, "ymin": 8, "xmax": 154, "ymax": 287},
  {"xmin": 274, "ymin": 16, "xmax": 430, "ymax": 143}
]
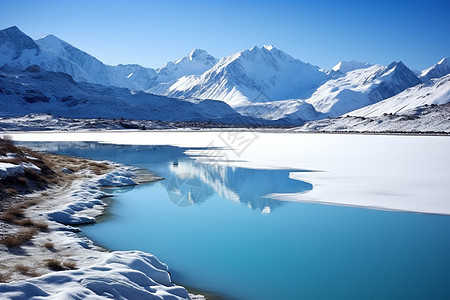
[
  {"xmin": 47, "ymin": 165, "xmax": 137, "ymax": 225},
  {"xmin": 98, "ymin": 168, "xmax": 137, "ymax": 186},
  {"xmin": 0, "ymin": 162, "xmax": 24, "ymax": 179},
  {"xmin": 0, "ymin": 251, "xmax": 191, "ymax": 300}
]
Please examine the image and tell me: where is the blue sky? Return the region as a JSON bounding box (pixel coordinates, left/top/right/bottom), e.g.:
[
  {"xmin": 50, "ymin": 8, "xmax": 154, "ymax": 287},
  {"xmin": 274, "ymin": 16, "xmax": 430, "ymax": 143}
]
[{"xmin": 1, "ymin": 0, "xmax": 449, "ymax": 70}]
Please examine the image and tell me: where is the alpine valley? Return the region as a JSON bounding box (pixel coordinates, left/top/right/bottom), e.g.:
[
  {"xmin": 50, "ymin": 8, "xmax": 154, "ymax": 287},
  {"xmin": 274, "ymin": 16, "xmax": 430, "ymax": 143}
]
[{"xmin": 1, "ymin": 26, "xmax": 449, "ymax": 132}]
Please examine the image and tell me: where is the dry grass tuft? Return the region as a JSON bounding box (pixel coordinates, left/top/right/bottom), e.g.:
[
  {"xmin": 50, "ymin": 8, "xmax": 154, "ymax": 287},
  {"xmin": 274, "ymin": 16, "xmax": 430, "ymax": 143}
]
[
  {"xmin": 3, "ymin": 188, "xmax": 18, "ymax": 195},
  {"xmin": 21, "ymin": 199, "xmax": 41, "ymax": 208},
  {"xmin": 45, "ymin": 259, "xmax": 64, "ymax": 271},
  {"xmin": 32, "ymin": 221, "xmax": 48, "ymax": 231},
  {"xmin": 16, "ymin": 176, "xmax": 28, "ymax": 185},
  {"xmin": 14, "ymin": 264, "xmax": 30, "ymax": 275},
  {"xmin": 0, "ymin": 228, "xmax": 37, "ymax": 248},
  {"xmin": 44, "ymin": 259, "xmax": 77, "ymax": 271},
  {"xmin": 90, "ymin": 162, "xmax": 109, "ymax": 175},
  {"xmin": 0, "ymin": 273, "xmax": 10, "ymax": 283},
  {"xmin": 14, "ymin": 264, "xmax": 40, "ymax": 277},
  {"xmin": 1, "ymin": 207, "xmax": 25, "ymax": 222},
  {"xmin": 43, "ymin": 242, "xmax": 55, "ymax": 250},
  {"xmin": 0, "ymin": 136, "xmax": 18, "ymax": 156},
  {"xmin": 14, "ymin": 218, "xmax": 35, "ymax": 227},
  {"xmin": 63, "ymin": 261, "xmax": 77, "ymax": 270},
  {"xmin": 13, "ymin": 219, "xmax": 48, "ymax": 230}
]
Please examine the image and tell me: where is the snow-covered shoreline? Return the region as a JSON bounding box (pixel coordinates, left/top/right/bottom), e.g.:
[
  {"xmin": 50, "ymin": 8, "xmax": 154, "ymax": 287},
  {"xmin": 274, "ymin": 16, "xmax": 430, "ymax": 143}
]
[{"xmin": 0, "ymin": 152, "xmax": 204, "ymax": 299}]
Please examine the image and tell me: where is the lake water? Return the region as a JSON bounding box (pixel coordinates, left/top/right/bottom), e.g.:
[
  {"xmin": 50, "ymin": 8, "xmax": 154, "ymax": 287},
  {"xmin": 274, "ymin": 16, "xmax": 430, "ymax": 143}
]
[{"xmin": 21, "ymin": 141, "xmax": 450, "ymax": 300}]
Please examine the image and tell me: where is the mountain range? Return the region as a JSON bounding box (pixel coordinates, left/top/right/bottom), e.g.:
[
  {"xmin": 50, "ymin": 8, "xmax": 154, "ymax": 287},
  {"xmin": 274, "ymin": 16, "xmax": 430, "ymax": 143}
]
[{"xmin": 0, "ymin": 26, "xmax": 449, "ymax": 127}]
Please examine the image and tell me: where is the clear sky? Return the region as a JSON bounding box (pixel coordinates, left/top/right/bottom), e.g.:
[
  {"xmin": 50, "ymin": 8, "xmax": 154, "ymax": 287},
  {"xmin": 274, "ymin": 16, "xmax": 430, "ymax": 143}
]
[{"xmin": 1, "ymin": 0, "xmax": 449, "ymax": 70}]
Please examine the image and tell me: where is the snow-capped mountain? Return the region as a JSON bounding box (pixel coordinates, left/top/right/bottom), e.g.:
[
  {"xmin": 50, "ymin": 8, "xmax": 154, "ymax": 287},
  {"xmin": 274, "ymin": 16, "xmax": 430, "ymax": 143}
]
[
  {"xmin": 0, "ymin": 26, "xmax": 42, "ymax": 67},
  {"xmin": 347, "ymin": 74, "xmax": 450, "ymax": 117},
  {"xmin": 112, "ymin": 64, "xmax": 158, "ymax": 90},
  {"xmin": 153, "ymin": 45, "xmax": 329, "ymax": 106},
  {"xmin": 155, "ymin": 48, "xmax": 217, "ymax": 83},
  {"xmin": 112, "ymin": 49, "xmax": 217, "ymax": 91},
  {"xmin": 420, "ymin": 57, "xmax": 450, "ymax": 82},
  {"xmin": 0, "ymin": 65, "xmax": 251, "ymax": 123},
  {"xmin": 331, "ymin": 60, "xmax": 372, "ymax": 74},
  {"xmin": 0, "ymin": 27, "xmax": 217, "ymax": 92},
  {"xmin": 35, "ymin": 34, "xmax": 138, "ymax": 89},
  {"xmin": 305, "ymin": 61, "xmax": 422, "ymax": 117},
  {"xmin": 1, "ymin": 26, "xmax": 448, "ymax": 130}
]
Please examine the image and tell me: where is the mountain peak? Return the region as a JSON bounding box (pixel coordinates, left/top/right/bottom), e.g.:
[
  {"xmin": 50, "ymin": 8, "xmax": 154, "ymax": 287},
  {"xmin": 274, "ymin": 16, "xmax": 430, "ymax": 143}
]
[
  {"xmin": 382, "ymin": 61, "xmax": 418, "ymax": 78},
  {"xmin": 0, "ymin": 26, "xmax": 34, "ymax": 42},
  {"xmin": 156, "ymin": 48, "xmax": 217, "ymax": 82},
  {"xmin": 0, "ymin": 26, "xmax": 40, "ymax": 60},
  {"xmin": 35, "ymin": 34, "xmax": 76, "ymax": 57},
  {"xmin": 263, "ymin": 45, "xmax": 274, "ymax": 51},
  {"xmin": 249, "ymin": 45, "xmax": 260, "ymax": 52},
  {"xmin": 188, "ymin": 48, "xmax": 211, "ymax": 61},
  {"xmin": 332, "ymin": 60, "xmax": 372, "ymax": 73},
  {"xmin": 438, "ymin": 57, "xmax": 449, "ymax": 65},
  {"xmin": 3, "ymin": 26, "xmax": 22, "ymax": 34},
  {"xmin": 420, "ymin": 57, "xmax": 450, "ymax": 81}
]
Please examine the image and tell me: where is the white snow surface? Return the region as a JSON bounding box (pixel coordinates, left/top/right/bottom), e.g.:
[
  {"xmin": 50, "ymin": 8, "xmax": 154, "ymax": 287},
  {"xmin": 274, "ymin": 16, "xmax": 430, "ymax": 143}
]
[
  {"xmin": 347, "ymin": 74, "xmax": 450, "ymax": 117},
  {"xmin": 46, "ymin": 164, "xmax": 140, "ymax": 225},
  {"xmin": 8, "ymin": 131, "xmax": 450, "ymax": 215},
  {"xmin": 0, "ymin": 162, "xmax": 23, "ymax": 179},
  {"xmin": 0, "ymin": 251, "xmax": 192, "ymax": 300}
]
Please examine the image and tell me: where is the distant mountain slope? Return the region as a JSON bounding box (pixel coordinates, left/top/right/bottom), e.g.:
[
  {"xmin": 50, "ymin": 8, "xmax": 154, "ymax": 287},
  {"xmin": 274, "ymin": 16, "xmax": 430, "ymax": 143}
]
[
  {"xmin": 294, "ymin": 103, "xmax": 450, "ymax": 133},
  {"xmin": 347, "ymin": 74, "xmax": 450, "ymax": 117},
  {"xmin": 305, "ymin": 61, "xmax": 422, "ymax": 117},
  {"xmin": 153, "ymin": 45, "xmax": 328, "ymax": 106},
  {"xmin": 0, "ymin": 66, "xmax": 249, "ymax": 123},
  {"xmin": 420, "ymin": 57, "xmax": 450, "ymax": 82},
  {"xmin": 331, "ymin": 60, "xmax": 372, "ymax": 74},
  {"xmin": 234, "ymin": 99, "xmax": 322, "ymax": 123},
  {"xmin": 36, "ymin": 34, "xmax": 136, "ymax": 89}
]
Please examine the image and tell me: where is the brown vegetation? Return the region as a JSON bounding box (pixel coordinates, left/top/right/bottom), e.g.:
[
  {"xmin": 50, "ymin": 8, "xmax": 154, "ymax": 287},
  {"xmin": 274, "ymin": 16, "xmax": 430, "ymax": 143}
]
[
  {"xmin": 45, "ymin": 259, "xmax": 77, "ymax": 271},
  {"xmin": 14, "ymin": 264, "xmax": 39, "ymax": 277},
  {"xmin": 1, "ymin": 136, "xmax": 58, "ymax": 198},
  {"xmin": 0, "ymin": 228, "xmax": 37, "ymax": 248},
  {"xmin": 43, "ymin": 242, "xmax": 55, "ymax": 250},
  {"xmin": 63, "ymin": 261, "xmax": 77, "ymax": 270}
]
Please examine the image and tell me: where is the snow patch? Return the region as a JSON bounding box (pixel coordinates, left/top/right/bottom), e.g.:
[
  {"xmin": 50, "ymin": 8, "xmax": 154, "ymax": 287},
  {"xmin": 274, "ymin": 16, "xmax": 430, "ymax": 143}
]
[
  {"xmin": 0, "ymin": 251, "xmax": 192, "ymax": 300},
  {"xmin": 0, "ymin": 162, "xmax": 24, "ymax": 179}
]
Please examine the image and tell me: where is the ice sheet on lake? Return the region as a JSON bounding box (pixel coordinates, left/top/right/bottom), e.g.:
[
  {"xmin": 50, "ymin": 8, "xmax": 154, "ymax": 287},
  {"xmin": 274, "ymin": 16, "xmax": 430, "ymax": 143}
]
[{"xmin": 9, "ymin": 131, "xmax": 450, "ymax": 215}]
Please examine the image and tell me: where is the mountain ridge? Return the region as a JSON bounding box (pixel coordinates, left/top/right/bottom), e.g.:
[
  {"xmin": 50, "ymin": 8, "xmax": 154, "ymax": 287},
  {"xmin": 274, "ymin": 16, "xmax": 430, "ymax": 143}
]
[{"xmin": 0, "ymin": 26, "xmax": 449, "ymax": 127}]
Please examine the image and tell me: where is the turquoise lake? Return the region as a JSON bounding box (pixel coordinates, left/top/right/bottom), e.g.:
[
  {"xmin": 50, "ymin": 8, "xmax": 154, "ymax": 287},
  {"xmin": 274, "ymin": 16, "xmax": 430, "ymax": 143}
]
[{"xmin": 22, "ymin": 141, "xmax": 450, "ymax": 300}]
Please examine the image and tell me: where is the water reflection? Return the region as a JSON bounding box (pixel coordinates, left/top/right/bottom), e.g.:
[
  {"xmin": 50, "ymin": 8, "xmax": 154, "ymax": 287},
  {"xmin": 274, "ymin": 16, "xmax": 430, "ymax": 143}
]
[{"xmin": 19, "ymin": 141, "xmax": 312, "ymax": 213}]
